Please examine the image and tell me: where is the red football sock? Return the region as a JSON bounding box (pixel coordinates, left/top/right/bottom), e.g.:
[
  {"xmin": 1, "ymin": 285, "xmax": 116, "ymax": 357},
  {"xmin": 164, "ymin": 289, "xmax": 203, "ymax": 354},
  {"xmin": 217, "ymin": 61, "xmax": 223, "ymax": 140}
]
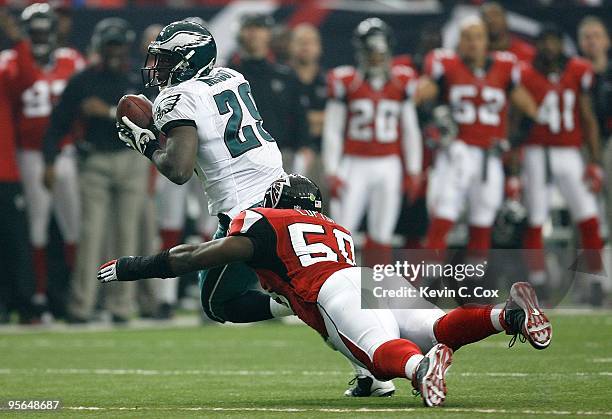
[
  {"xmin": 434, "ymin": 304, "xmax": 499, "ymax": 351},
  {"xmin": 523, "ymin": 226, "xmax": 546, "ymax": 272},
  {"xmin": 63, "ymin": 242, "xmax": 77, "ymax": 271},
  {"xmin": 372, "ymin": 339, "xmax": 422, "ymax": 381},
  {"xmin": 424, "ymin": 218, "xmax": 454, "ymax": 250},
  {"xmin": 578, "ymin": 217, "xmax": 604, "ymax": 272},
  {"xmin": 467, "ymin": 225, "xmax": 491, "ymax": 250},
  {"xmin": 32, "ymin": 246, "xmax": 48, "ymax": 295},
  {"xmin": 363, "ymin": 236, "xmax": 392, "ymax": 266},
  {"xmin": 160, "ymin": 229, "xmax": 182, "ymax": 250},
  {"xmin": 403, "ymin": 237, "xmax": 422, "ymax": 250}
]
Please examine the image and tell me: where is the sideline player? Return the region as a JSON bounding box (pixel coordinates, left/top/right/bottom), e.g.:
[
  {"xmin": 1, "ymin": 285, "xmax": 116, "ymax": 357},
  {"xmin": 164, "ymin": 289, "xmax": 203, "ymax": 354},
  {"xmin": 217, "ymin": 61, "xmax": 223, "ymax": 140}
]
[
  {"xmin": 8, "ymin": 3, "xmax": 84, "ymax": 317},
  {"xmin": 323, "ymin": 18, "xmax": 422, "ymax": 256},
  {"xmin": 417, "ymin": 16, "xmax": 539, "ymax": 255},
  {"xmin": 98, "ymin": 174, "xmax": 553, "ymax": 408},
  {"xmin": 518, "ymin": 25, "xmax": 604, "ymax": 301}
]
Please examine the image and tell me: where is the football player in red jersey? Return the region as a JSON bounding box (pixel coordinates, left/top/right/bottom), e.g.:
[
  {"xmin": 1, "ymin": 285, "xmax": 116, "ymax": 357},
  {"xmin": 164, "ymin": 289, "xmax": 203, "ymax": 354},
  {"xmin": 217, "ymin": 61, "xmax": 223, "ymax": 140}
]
[
  {"xmin": 518, "ymin": 25, "xmax": 604, "ymax": 301},
  {"xmin": 417, "ymin": 16, "xmax": 539, "ymax": 256},
  {"xmin": 323, "ymin": 18, "xmax": 423, "ymax": 257},
  {"xmin": 98, "ymin": 174, "xmax": 552, "ymax": 407},
  {"xmin": 480, "ymin": 2, "xmax": 536, "ymax": 63},
  {"xmin": 7, "ymin": 3, "xmax": 85, "ymax": 319}
]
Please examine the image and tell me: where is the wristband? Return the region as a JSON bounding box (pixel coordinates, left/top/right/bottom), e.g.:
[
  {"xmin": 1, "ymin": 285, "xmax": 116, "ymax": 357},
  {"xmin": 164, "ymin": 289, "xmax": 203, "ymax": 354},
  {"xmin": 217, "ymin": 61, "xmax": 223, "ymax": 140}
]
[
  {"xmin": 116, "ymin": 250, "xmax": 174, "ymax": 280},
  {"xmin": 143, "ymin": 138, "xmax": 161, "ymax": 161}
]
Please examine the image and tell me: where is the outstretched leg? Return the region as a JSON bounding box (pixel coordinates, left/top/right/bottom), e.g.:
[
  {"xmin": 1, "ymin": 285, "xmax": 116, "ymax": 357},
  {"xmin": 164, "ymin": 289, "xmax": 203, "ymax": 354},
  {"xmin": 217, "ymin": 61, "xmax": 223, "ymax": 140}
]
[{"xmin": 318, "ymin": 267, "xmax": 453, "ymax": 407}]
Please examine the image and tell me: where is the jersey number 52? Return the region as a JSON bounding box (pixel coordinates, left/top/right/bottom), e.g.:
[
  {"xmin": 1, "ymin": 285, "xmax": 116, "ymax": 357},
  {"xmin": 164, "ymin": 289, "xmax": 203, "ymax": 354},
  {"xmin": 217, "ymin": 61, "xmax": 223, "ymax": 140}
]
[{"xmin": 214, "ymin": 82, "xmax": 275, "ymax": 158}]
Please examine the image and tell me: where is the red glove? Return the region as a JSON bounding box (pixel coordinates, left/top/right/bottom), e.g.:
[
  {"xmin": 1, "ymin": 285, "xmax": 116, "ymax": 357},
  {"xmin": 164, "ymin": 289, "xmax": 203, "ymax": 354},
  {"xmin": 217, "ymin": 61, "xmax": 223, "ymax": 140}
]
[
  {"xmin": 584, "ymin": 163, "xmax": 604, "ymax": 193},
  {"xmin": 327, "ymin": 175, "xmax": 345, "ymax": 199},
  {"xmin": 504, "ymin": 176, "xmax": 521, "ymax": 201},
  {"xmin": 404, "ymin": 174, "xmax": 424, "ymax": 203}
]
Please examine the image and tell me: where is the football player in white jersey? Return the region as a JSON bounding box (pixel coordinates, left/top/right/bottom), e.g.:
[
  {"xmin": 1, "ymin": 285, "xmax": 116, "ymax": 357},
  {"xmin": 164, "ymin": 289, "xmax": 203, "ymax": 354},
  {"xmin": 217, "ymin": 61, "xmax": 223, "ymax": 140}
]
[
  {"xmin": 117, "ymin": 20, "xmax": 292, "ymax": 324},
  {"xmin": 117, "ymin": 20, "xmax": 389, "ymax": 398}
]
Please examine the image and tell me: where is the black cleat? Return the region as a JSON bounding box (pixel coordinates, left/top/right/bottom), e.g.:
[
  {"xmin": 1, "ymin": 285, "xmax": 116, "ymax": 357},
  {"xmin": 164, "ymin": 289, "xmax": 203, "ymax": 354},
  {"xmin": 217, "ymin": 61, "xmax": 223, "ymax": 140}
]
[{"xmin": 344, "ymin": 376, "xmax": 395, "ymax": 397}]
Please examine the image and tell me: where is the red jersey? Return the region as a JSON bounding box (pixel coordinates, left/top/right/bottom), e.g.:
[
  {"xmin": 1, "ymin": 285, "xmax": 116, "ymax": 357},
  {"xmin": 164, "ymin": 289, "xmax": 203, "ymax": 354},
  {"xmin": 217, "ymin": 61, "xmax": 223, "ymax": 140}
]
[
  {"xmin": 327, "ymin": 64, "xmax": 417, "ymax": 157},
  {"xmin": 229, "ymin": 208, "xmax": 355, "ymax": 328},
  {"xmin": 0, "ymin": 41, "xmax": 38, "ymax": 182},
  {"xmin": 425, "ymin": 49, "xmax": 520, "ymax": 148},
  {"xmin": 522, "ymin": 57, "xmax": 593, "ymax": 147},
  {"xmin": 505, "ymin": 36, "xmax": 536, "ymax": 64},
  {"xmin": 6, "ymin": 47, "xmax": 85, "ymax": 150}
]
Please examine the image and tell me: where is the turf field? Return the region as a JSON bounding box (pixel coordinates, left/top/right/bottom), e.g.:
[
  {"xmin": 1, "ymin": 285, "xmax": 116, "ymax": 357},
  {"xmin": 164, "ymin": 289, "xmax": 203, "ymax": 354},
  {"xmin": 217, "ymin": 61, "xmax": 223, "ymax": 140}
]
[{"xmin": 1, "ymin": 312, "xmax": 611, "ymax": 418}]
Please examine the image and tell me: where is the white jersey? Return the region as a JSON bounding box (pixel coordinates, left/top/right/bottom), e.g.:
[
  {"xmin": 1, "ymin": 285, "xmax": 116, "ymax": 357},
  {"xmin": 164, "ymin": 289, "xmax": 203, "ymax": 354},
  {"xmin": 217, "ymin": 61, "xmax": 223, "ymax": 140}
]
[{"xmin": 153, "ymin": 67, "xmax": 284, "ymax": 217}]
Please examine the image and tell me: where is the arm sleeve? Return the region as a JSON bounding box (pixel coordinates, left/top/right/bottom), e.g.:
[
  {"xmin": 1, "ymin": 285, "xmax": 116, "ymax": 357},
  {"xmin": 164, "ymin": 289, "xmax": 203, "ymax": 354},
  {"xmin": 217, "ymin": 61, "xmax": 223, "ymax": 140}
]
[
  {"xmin": 11, "ymin": 40, "xmax": 38, "ymax": 94},
  {"xmin": 153, "ymin": 87, "xmax": 199, "ymax": 135},
  {"xmin": 42, "ymin": 73, "xmax": 84, "ymax": 163},
  {"xmin": 401, "ymin": 83, "xmax": 423, "ymax": 175},
  {"xmin": 322, "ymin": 100, "xmax": 347, "ymax": 177},
  {"xmin": 228, "ymin": 210, "xmax": 276, "ymax": 266}
]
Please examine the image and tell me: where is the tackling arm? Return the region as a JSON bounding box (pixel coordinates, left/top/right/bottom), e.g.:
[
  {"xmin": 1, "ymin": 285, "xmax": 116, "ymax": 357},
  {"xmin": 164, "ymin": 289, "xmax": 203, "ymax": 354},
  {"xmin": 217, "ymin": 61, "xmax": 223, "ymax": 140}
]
[
  {"xmin": 98, "ymin": 236, "xmax": 254, "ymax": 282},
  {"xmin": 152, "ymin": 125, "xmax": 198, "ymax": 185}
]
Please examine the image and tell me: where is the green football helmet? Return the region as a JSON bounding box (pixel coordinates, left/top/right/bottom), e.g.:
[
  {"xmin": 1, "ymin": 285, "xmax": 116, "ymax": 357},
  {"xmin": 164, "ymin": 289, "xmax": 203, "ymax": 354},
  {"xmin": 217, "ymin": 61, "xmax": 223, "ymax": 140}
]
[{"xmin": 142, "ymin": 20, "xmax": 217, "ymax": 89}]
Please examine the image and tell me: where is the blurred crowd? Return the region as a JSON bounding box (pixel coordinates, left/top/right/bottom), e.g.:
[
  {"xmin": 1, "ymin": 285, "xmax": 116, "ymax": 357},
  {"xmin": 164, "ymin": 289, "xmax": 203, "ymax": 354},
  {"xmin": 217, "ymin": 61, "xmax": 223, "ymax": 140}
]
[{"xmin": 0, "ymin": 1, "xmax": 610, "ymax": 325}]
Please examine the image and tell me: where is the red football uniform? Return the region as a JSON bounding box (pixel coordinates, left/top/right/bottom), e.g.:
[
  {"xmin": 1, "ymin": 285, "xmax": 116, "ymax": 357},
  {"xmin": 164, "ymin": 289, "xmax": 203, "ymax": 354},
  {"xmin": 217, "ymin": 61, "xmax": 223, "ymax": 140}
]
[
  {"xmin": 228, "ymin": 207, "xmax": 355, "ymax": 333},
  {"xmin": 522, "ymin": 57, "xmax": 593, "ymax": 147},
  {"xmin": 0, "ymin": 41, "xmax": 38, "ymax": 182},
  {"xmin": 425, "ymin": 49, "xmax": 520, "ymax": 148},
  {"xmin": 327, "ymin": 64, "xmax": 417, "ymax": 157},
  {"xmin": 505, "ymin": 36, "xmax": 536, "ymax": 64},
  {"xmin": 6, "ymin": 47, "xmax": 85, "ymax": 150}
]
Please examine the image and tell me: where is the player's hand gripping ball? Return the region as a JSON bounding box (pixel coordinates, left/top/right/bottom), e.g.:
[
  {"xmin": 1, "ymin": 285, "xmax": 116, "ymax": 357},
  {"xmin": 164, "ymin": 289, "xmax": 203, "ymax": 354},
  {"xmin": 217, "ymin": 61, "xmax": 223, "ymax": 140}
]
[{"xmin": 116, "ymin": 94, "xmax": 160, "ymax": 160}]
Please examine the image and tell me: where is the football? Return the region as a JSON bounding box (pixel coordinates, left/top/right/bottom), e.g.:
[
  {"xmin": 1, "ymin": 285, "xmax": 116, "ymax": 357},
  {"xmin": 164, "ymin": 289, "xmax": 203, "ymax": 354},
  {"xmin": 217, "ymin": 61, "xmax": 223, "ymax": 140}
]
[{"xmin": 116, "ymin": 94, "xmax": 153, "ymax": 128}]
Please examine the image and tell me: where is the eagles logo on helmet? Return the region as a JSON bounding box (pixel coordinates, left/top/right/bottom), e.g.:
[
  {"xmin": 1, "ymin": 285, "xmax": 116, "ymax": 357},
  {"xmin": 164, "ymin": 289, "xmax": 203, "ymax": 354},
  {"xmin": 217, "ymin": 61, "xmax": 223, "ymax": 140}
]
[{"xmin": 142, "ymin": 20, "xmax": 217, "ymax": 89}]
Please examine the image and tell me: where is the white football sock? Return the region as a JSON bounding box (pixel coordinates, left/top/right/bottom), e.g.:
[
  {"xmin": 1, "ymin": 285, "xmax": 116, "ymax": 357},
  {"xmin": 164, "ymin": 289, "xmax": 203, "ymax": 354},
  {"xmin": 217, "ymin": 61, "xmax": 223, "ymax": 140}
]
[
  {"xmin": 490, "ymin": 304, "xmax": 505, "ymax": 332},
  {"xmin": 405, "ymin": 354, "xmax": 425, "ymax": 380}
]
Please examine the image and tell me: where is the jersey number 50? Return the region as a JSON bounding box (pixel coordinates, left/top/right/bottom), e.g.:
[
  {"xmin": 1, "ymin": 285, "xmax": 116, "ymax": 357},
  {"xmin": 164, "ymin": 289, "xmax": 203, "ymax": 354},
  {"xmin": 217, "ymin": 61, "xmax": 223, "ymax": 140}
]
[
  {"xmin": 288, "ymin": 223, "xmax": 356, "ymax": 267},
  {"xmin": 214, "ymin": 82, "xmax": 275, "ymax": 158}
]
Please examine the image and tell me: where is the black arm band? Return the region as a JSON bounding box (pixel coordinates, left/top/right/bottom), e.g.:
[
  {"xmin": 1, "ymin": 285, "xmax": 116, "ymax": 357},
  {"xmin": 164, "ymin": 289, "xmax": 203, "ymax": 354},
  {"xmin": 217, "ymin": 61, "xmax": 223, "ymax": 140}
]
[
  {"xmin": 143, "ymin": 138, "xmax": 161, "ymax": 161},
  {"xmin": 116, "ymin": 250, "xmax": 174, "ymax": 280}
]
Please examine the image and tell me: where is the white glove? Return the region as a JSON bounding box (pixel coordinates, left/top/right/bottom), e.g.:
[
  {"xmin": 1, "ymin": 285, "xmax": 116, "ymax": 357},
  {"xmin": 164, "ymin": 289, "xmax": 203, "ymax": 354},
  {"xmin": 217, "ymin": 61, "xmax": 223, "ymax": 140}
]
[
  {"xmin": 97, "ymin": 259, "xmax": 118, "ymax": 283},
  {"xmin": 117, "ymin": 116, "xmax": 160, "ymax": 160}
]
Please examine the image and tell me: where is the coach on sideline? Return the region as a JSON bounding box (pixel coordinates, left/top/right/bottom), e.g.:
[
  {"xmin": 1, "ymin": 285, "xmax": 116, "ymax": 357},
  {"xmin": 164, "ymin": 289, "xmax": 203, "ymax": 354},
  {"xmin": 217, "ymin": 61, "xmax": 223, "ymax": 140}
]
[{"xmin": 42, "ymin": 18, "xmax": 147, "ymax": 324}]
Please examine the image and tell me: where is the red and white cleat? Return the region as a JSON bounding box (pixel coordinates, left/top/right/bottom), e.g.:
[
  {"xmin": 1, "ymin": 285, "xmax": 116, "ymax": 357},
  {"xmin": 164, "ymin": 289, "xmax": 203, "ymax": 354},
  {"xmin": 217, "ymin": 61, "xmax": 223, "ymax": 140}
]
[
  {"xmin": 412, "ymin": 343, "xmax": 453, "ymax": 407},
  {"xmin": 504, "ymin": 282, "xmax": 552, "ymax": 350}
]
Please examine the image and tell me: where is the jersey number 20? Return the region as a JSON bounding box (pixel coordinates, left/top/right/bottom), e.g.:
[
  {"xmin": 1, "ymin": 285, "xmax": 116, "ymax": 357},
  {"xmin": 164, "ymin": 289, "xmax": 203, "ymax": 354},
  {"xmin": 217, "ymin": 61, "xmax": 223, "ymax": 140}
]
[{"xmin": 214, "ymin": 82, "xmax": 275, "ymax": 158}]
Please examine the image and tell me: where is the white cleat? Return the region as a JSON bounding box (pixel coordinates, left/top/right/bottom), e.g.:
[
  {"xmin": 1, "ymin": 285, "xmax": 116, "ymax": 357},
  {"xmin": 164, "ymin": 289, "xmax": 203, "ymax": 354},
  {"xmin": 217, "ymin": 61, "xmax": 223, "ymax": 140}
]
[
  {"xmin": 505, "ymin": 282, "xmax": 552, "ymax": 350},
  {"xmin": 412, "ymin": 343, "xmax": 453, "ymax": 407}
]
